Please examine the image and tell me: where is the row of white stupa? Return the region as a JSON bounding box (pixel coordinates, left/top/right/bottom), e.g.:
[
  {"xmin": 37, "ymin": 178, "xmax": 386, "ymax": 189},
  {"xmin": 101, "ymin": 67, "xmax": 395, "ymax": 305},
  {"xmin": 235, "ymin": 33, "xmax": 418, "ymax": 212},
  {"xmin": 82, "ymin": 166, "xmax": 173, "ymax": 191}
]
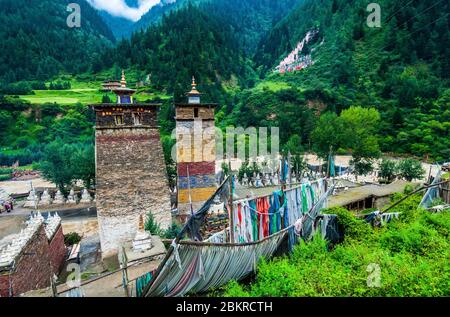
[
  {"xmin": 0, "ymin": 212, "xmax": 61, "ymax": 268},
  {"xmin": 24, "ymin": 188, "xmax": 94, "ymax": 208},
  {"xmin": 238, "ymin": 172, "xmax": 313, "ymax": 188}
]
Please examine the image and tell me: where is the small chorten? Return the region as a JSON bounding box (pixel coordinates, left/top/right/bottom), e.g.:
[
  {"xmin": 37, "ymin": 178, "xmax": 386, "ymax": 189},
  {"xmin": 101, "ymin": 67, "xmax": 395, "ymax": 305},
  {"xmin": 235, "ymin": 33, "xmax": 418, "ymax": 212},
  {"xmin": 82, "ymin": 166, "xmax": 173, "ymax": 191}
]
[
  {"xmin": 24, "ymin": 187, "xmax": 39, "ymax": 208},
  {"xmin": 66, "ymin": 188, "xmax": 77, "ymax": 204},
  {"xmin": 132, "ymin": 214, "xmax": 153, "ymax": 252},
  {"xmin": 255, "ymin": 173, "xmax": 262, "ymax": 188},
  {"xmin": 53, "ymin": 190, "xmax": 66, "ymax": 205},
  {"xmin": 242, "ymin": 173, "xmax": 249, "ymax": 187},
  {"xmin": 80, "ymin": 189, "xmax": 93, "ymax": 204}
]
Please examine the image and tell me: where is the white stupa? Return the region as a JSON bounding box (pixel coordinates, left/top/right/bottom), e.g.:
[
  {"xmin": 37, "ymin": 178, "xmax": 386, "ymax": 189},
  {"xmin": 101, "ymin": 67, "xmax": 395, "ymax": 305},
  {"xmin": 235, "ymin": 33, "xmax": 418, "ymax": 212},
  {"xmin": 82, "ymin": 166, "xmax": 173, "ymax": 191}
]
[
  {"xmin": 53, "ymin": 190, "xmax": 66, "ymax": 205},
  {"xmin": 38, "ymin": 189, "xmax": 52, "ymax": 207},
  {"xmin": 79, "ymin": 189, "xmax": 92, "ymax": 204},
  {"xmin": 66, "ymin": 188, "xmax": 77, "ymax": 204},
  {"xmin": 23, "ymin": 183, "xmax": 39, "ymax": 208},
  {"xmin": 132, "ymin": 215, "xmax": 153, "ymax": 252}
]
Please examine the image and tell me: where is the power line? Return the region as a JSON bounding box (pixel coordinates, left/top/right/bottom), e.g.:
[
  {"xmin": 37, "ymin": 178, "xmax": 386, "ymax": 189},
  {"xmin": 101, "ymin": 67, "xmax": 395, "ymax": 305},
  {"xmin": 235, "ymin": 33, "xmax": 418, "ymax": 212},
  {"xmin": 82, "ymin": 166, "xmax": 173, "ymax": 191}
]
[
  {"xmin": 362, "ymin": 12, "xmax": 449, "ymax": 62},
  {"xmin": 391, "ymin": 0, "xmax": 446, "ymax": 29},
  {"xmin": 385, "ymin": 0, "xmax": 416, "ymax": 24}
]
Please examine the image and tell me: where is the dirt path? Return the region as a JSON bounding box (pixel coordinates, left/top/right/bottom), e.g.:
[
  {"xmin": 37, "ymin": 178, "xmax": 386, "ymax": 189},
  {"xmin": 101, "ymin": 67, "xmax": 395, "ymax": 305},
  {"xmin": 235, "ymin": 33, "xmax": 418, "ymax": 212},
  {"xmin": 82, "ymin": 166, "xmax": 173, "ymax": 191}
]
[
  {"xmin": 0, "ymin": 215, "xmax": 27, "ymax": 240},
  {"xmin": 56, "ymin": 258, "xmax": 162, "ymax": 297}
]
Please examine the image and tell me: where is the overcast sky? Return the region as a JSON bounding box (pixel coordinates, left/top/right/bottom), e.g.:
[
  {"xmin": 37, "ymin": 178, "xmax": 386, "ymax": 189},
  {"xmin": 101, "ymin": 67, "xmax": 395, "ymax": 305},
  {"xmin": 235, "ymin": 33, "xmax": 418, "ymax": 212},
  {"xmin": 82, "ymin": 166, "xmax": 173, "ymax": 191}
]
[{"xmin": 86, "ymin": 0, "xmax": 161, "ymax": 22}]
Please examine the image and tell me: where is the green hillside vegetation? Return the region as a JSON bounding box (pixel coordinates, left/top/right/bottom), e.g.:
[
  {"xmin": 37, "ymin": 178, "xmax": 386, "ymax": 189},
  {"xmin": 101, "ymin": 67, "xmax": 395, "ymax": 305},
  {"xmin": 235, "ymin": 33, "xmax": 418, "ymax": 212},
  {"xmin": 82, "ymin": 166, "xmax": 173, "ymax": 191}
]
[
  {"xmin": 0, "ymin": 0, "xmax": 448, "ymax": 173},
  {"xmin": 221, "ymin": 193, "xmax": 450, "ymax": 297},
  {"xmin": 251, "ymin": 0, "xmax": 450, "ymax": 161}
]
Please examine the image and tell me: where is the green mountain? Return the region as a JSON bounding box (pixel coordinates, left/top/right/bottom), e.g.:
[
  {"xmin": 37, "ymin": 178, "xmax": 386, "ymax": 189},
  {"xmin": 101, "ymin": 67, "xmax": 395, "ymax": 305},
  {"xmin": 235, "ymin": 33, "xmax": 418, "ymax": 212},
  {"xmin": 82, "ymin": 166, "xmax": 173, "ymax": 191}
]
[
  {"xmin": 101, "ymin": 3, "xmax": 256, "ymax": 105},
  {"xmin": 248, "ymin": 0, "xmax": 450, "ymax": 160},
  {"xmin": 0, "ymin": 0, "xmax": 114, "ymax": 85},
  {"xmin": 99, "ymin": 0, "xmax": 302, "ymax": 102},
  {"xmin": 198, "ymin": 0, "xmax": 301, "ymax": 55},
  {"xmin": 101, "ymin": 0, "xmax": 300, "ymax": 54},
  {"xmin": 98, "ymin": 12, "xmax": 134, "ymax": 40},
  {"xmin": 132, "ymin": 0, "xmax": 184, "ymax": 36}
]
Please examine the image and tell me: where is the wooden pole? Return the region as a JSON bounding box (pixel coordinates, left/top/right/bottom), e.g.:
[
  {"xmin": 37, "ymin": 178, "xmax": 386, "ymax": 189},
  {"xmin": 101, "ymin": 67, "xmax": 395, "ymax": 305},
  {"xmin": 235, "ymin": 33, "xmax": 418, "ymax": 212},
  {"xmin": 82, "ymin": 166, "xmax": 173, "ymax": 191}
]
[
  {"xmin": 427, "ymin": 164, "xmax": 433, "ymax": 184},
  {"xmin": 120, "ymin": 246, "xmax": 129, "ymax": 297},
  {"xmin": 228, "ymin": 161, "xmax": 235, "ymax": 243},
  {"xmin": 288, "ymin": 151, "xmax": 292, "ymax": 189}
]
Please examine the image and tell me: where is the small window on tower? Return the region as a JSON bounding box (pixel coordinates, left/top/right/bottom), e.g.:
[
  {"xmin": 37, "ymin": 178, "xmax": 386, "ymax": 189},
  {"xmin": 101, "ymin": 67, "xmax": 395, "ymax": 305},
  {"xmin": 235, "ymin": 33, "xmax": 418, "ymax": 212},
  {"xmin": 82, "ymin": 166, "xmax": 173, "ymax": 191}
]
[
  {"xmin": 133, "ymin": 113, "xmax": 142, "ymax": 126},
  {"xmin": 114, "ymin": 115, "xmax": 124, "ymax": 126},
  {"xmin": 194, "ymin": 108, "xmax": 199, "ymax": 118}
]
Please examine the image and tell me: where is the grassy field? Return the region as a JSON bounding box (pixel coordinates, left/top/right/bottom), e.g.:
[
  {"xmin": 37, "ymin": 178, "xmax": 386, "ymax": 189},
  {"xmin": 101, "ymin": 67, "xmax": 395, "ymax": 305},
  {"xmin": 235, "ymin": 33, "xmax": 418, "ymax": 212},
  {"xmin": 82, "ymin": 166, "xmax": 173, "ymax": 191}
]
[{"xmin": 20, "ymin": 89, "xmax": 105, "ymax": 105}]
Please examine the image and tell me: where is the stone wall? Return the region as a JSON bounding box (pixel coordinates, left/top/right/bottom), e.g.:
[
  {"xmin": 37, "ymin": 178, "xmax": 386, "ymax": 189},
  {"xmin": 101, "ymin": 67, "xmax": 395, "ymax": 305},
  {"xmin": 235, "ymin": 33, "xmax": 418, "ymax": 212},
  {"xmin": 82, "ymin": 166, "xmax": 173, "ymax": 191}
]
[
  {"xmin": 48, "ymin": 226, "xmax": 66, "ymax": 274},
  {"xmin": 175, "ymin": 109, "xmax": 217, "ymax": 217},
  {"xmin": 95, "ymin": 127, "xmax": 172, "ymax": 259},
  {"xmin": 177, "ymin": 162, "xmax": 216, "ymax": 177}
]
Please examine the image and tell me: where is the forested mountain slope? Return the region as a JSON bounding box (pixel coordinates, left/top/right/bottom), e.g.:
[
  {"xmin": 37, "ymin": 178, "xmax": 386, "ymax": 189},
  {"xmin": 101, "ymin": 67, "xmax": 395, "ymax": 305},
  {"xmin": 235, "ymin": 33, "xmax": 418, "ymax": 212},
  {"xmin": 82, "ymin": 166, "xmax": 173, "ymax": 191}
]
[
  {"xmin": 0, "ymin": 0, "xmax": 114, "ymax": 84},
  {"xmin": 100, "ymin": 4, "xmax": 256, "ymax": 105},
  {"xmin": 112, "ymin": 0, "xmax": 301, "ymax": 55}
]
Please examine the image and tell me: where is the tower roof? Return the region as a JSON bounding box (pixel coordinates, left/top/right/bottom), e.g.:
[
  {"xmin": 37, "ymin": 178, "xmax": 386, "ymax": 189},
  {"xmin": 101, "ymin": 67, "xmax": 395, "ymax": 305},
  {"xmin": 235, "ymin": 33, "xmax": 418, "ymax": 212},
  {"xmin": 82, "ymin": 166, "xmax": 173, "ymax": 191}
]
[
  {"xmin": 112, "ymin": 70, "xmax": 136, "ymax": 95},
  {"xmin": 187, "ymin": 76, "xmax": 201, "ymax": 96},
  {"xmin": 120, "ymin": 69, "xmax": 126, "ymax": 88}
]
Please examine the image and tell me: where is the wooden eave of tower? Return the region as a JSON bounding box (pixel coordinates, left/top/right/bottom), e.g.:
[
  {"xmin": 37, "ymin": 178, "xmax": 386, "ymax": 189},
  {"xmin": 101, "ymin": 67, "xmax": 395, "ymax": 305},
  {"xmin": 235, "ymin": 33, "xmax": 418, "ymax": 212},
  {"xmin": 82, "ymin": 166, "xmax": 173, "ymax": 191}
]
[
  {"xmin": 90, "ymin": 103, "xmax": 161, "ymax": 111},
  {"xmin": 174, "ymin": 103, "xmax": 217, "ymax": 121},
  {"xmin": 112, "ymin": 87, "xmax": 136, "ymax": 95},
  {"xmin": 174, "ymin": 103, "xmax": 218, "ymax": 108}
]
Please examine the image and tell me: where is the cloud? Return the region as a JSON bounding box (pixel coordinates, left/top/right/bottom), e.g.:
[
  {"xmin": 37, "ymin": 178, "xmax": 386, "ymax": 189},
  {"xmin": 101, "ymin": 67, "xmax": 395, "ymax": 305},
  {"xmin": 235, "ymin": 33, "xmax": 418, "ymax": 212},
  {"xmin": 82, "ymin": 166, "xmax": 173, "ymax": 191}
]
[{"xmin": 86, "ymin": 0, "xmax": 161, "ymax": 22}]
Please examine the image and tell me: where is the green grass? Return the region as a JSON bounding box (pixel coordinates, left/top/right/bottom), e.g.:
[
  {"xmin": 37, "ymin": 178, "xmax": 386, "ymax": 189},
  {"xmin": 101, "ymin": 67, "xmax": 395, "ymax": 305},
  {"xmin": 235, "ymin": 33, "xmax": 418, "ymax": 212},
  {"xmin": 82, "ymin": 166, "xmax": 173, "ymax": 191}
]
[
  {"xmin": 15, "ymin": 83, "xmax": 170, "ymax": 105},
  {"xmin": 254, "ymin": 80, "xmax": 292, "ymax": 92},
  {"xmin": 20, "ymin": 89, "xmax": 105, "ymax": 105}
]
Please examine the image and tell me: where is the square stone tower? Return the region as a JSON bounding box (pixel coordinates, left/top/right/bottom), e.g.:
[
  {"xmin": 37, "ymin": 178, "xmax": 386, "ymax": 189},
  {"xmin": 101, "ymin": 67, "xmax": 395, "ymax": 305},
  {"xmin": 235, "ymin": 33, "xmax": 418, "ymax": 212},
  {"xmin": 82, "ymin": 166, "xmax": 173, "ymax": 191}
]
[
  {"xmin": 175, "ymin": 77, "xmax": 217, "ymax": 221},
  {"xmin": 91, "ymin": 71, "xmax": 172, "ymax": 261}
]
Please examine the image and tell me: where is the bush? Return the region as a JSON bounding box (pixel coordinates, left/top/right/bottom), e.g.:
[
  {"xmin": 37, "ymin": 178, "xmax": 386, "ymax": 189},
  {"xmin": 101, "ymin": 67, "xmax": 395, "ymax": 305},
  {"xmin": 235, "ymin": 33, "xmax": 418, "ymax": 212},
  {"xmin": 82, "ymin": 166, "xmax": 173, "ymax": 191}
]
[
  {"xmin": 0, "ymin": 174, "xmax": 12, "ymax": 181},
  {"xmin": 162, "ymin": 223, "xmax": 182, "ymax": 239},
  {"xmin": 398, "ymin": 158, "xmax": 425, "ymax": 181},
  {"xmin": 0, "ymin": 148, "xmax": 43, "ymax": 166},
  {"xmin": 0, "ymin": 81, "xmax": 33, "ymax": 95},
  {"xmin": 220, "ymin": 206, "xmax": 450, "ymax": 297},
  {"xmin": 0, "ymin": 167, "xmax": 13, "ymax": 174},
  {"xmin": 379, "ymin": 159, "xmax": 398, "ymax": 183},
  {"xmin": 145, "ymin": 213, "xmax": 163, "ymax": 236},
  {"xmin": 64, "ymin": 232, "xmax": 82, "ymax": 246}
]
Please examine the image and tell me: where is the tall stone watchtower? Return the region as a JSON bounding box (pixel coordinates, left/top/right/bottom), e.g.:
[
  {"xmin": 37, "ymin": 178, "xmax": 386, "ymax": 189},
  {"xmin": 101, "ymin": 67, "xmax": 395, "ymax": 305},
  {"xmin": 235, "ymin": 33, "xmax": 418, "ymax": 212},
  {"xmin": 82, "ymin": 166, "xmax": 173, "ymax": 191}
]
[
  {"xmin": 91, "ymin": 71, "xmax": 172, "ymax": 261},
  {"xmin": 175, "ymin": 77, "xmax": 217, "ymax": 221}
]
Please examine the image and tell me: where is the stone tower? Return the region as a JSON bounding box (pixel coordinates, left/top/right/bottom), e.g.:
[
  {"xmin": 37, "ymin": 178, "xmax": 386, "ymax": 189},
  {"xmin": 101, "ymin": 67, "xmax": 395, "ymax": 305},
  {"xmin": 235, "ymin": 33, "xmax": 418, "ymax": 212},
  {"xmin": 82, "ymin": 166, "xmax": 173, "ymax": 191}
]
[
  {"xmin": 175, "ymin": 77, "xmax": 217, "ymax": 221},
  {"xmin": 91, "ymin": 71, "xmax": 172, "ymax": 261}
]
